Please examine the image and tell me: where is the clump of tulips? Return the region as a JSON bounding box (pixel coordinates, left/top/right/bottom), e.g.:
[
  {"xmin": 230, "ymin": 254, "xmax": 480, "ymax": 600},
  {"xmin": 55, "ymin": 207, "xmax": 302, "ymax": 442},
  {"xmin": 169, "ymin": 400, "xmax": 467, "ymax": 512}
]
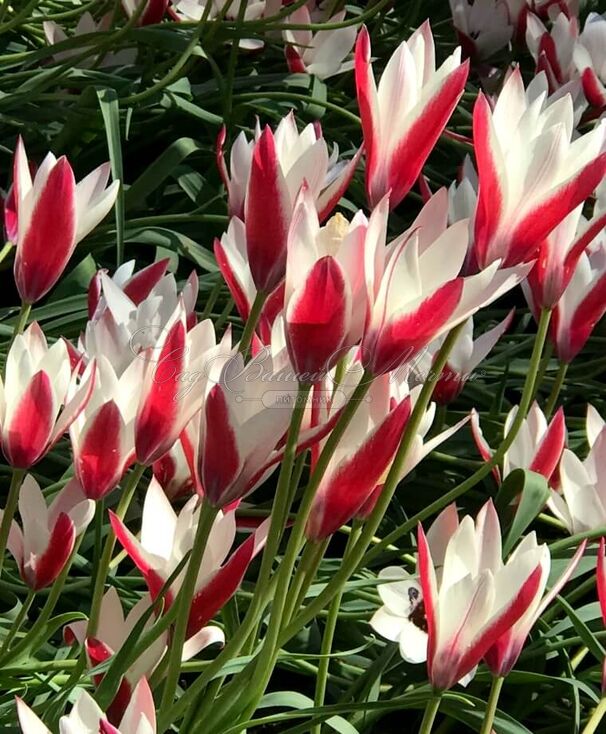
[{"xmin": 2, "ymin": 1, "xmax": 606, "ymax": 733}]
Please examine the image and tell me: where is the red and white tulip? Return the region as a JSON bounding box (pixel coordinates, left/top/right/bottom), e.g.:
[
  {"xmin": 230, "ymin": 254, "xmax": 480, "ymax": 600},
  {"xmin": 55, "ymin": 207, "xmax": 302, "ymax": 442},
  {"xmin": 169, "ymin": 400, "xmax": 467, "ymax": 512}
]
[
  {"xmin": 111, "ymin": 478, "xmax": 269, "ymax": 642},
  {"xmin": 549, "ymin": 411, "xmax": 606, "ymax": 533},
  {"xmin": 418, "ymin": 500, "xmax": 545, "ymax": 690},
  {"xmin": 284, "ymin": 6, "xmax": 356, "ymax": 80},
  {"xmin": 16, "ymin": 677, "xmax": 156, "ymax": 734},
  {"xmin": 597, "ymin": 537, "xmax": 606, "ymax": 692},
  {"xmin": 216, "ymin": 113, "xmax": 360, "ymax": 292},
  {"xmin": 523, "ymin": 205, "xmax": 606, "ymax": 311},
  {"xmin": 12, "ymin": 139, "xmax": 119, "ymax": 303},
  {"xmin": 549, "ymin": 222, "xmax": 606, "ymax": 363},
  {"xmin": 473, "ymin": 68, "xmax": 606, "ymax": 268},
  {"xmin": 354, "ymin": 22, "xmax": 469, "ymax": 209},
  {"xmin": 64, "ymin": 587, "xmax": 223, "ymax": 721},
  {"xmin": 70, "ymin": 356, "xmax": 144, "ymax": 500},
  {"xmin": 283, "ymin": 187, "xmax": 369, "ymax": 376},
  {"xmin": 134, "ymin": 304, "xmax": 230, "ymax": 465},
  {"xmin": 484, "ymin": 535, "xmax": 585, "ymax": 676},
  {"xmin": 83, "ymin": 263, "xmax": 197, "ymax": 376},
  {"xmin": 431, "ymin": 312, "xmax": 514, "ymax": 404},
  {"xmin": 2, "ymin": 475, "xmax": 94, "ymax": 591},
  {"xmin": 0, "ymin": 323, "xmax": 95, "ymax": 468},
  {"xmin": 362, "ymin": 192, "xmax": 531, "ymax": 376},
  {"xmin": 574, "ymin": 12, "xmax": 606, "ymax": 110},
  {"xmin": 471, "ymin": 401, "xmax": 567, "ymax": 484},
  {"xmin": 449, "ymin": 0, "xmax": 514, "ymax": 60}
]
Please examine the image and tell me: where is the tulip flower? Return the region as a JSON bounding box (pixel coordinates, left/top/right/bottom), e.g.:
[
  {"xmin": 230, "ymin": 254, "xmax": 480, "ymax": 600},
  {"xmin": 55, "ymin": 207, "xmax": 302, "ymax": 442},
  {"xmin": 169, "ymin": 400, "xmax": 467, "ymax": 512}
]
[
  {"xmin": 214, "ymin": 217, "xmax": 284, "ymax": 344},
  {"xmin": 372, "ymin": 502, "xmax": 545, "ymax": 690},
  {"xmin": 215, "ymin": 128, "xmax": 253, "ymax": 220},
  {"xmin": 431, "ymin": 311, "xmax": 514, "ymax": 404},
  {"xmin": 597, "ymin": 537, "xmax": 606, "ymax": 692},
  {"xmin": 2, "ymin": 475, "xmax": 94, "ymax": 590},
  {"xmin": 574, "ymin": 12, "xmax": 606, "ymax": 110},
  {"xmin": 549, "ymin": 415, "xmax": 606, "ymax": 533},
  {"xmin": 523, "ymin": 205, "xmax": 606, "ymax": 311},
  {"xmin": 216, "ymin": 114, "xmax": 361, "ymax": 291},
  {"xmin": 449, "ymin": 0, "xmax": 514, "ymax": 60},
  {"xmin": 134, "ymin": 303, "xmax": 231, "ymax": 465},
  {"xmin": 16, "ymin": 677, "xmax": 156, "ymax": 734},
  {"xmin": 484, "ymin": 536, "xmax": 585, "ymax": 676},
  {"xmin": 526, "ymin": 12, "xmax": 579, "ymax": 91},
  {"xmin": 354, "ymin": 22, "xmax": 469, "ymax": 209},
  {"xmin": 70, "ymin": 356, "xmax": 144, "ymax": 500},
  {"xmin": 43, "ymin": 12, "xmax": 136, "ymax": 67},
  {"xmin": 0, "ymin": 323, "xmax": 95, "ymax": 468},
  {"xmin": 473, "ymin": 68, "xmax": 606, "ymax": 269},
  {"xmin": 283, "ymin": 187, "xmax": 369, "ymax": 376},
  {"xmin": 153, "ymin": 440, "xmax": 195, "ymax": 500},
  {"xmin": 174, "ymin": 0, "xmax": 266, "ymax": 49},
  {"xmin": 283, "ymin": 7, "xmax": 356, "ymax": 80},
  {"xmin": 83, "ymin": 265, "xmax": 198, "ymax": 376},
  {"xmin": 361, "ymin": 193, "xmax": 531, "ymax": 376},
  {"xmin": 548, "ymin": 222, "xmax": 606, "ymax": 364},
  {"xmin": 306, "ymin": 376, "xmax": 413, "ymax": 540},
  {"xmin": 184, "ymin": 347, "xmax": 337, "ymax": 508},
  {"xmin": 471, "ymin": 402, "xmax": 567, "ymax": 485},
  {"xmin": 418, "ymin": 500, "xmax": 544, "ymax": 691},
  {"xmin": 370, "ymin": 506, "xmax": 461, "ymax": 669},
  {"xmin": 111, "ymin": 478, "xmax": 269, "ymax": 640},
  {"xmin": 11, "ymin": 139, "xmax": 119, "ymax": 303},
  {"xmin": 87, "ymin": 258, "xmax": 170, "ymax": 319},
  {"xmin": 354, "ymin": 379, "xmax": 470, "ymax": 521},
  {"xmin": 121, "ymin": 0, "xmax": 169, "ymax": 25},
  {"xmin": 64, "ymin": 587, "xmax": 223, "ymax": 721}
]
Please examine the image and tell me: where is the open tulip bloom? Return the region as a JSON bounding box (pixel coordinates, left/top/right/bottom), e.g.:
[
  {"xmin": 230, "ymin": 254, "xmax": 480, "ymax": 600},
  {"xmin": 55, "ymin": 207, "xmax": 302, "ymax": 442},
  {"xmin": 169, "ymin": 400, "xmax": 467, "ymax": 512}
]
[
  {"xmin": 2, "ymin": 475, "xmax": 94, "ymax": 590},
  {"xmin": 473, "ymin": 69, "xmax": 606, "ymax": 269},
  {"xmin": 549, "ymin": 407, "xmax": 606, "ymax": 533},
  {"xmin": 0, "ymin": 323, "xmax": 95, "ymax": 468},
  {"xmin": 16, "ymin": 677, "xmax": 156, "ymax": 734},
  {"xmin": 111, "ymin": 478, "xmax": 269, "ymax": 643}
]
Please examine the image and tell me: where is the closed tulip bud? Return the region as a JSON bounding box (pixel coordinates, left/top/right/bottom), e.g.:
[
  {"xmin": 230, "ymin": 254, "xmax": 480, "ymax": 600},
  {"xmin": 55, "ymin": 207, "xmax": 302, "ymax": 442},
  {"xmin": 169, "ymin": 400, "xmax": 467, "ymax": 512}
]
[{"xmin": 11, "ymin": 138, "xmax": 118, "ymax": 303}]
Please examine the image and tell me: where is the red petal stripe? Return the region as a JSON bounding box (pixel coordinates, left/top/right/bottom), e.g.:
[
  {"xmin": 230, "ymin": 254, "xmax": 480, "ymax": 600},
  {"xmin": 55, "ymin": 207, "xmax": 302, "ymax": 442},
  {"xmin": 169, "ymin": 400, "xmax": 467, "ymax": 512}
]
[
  {"xmin": 14, "ymin": 157, "xmax": 77, "ymax": 303},
  {"xmin": 4, "ymin": 370, "xmax": 55, "ymax": 468},
  {"xmin": 201, "ymin": 385, "xmax": 241, "ymax": 508},
  {"xmin": 135, "ymin": 317, "xmax": 186, "ymax": 465},
  {"xmin": 26, "ymin": 513, "xmax": 75, "ymax": 590},
  {"xmin": 286, "ymin": 256, "xmax": 348, "ymax": 376}
]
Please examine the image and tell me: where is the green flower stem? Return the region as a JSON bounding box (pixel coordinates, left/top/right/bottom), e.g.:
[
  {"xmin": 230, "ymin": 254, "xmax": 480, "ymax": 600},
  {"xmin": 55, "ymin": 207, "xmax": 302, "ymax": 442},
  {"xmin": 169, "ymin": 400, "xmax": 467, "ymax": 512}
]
[
  {"xmin": 362, "ymin": 309, "xmax": 553, "ymax": 569},
  {"xmin": 287, "ymin": 538, "xmax": 328, "ymax": 623},
  {"xmin": 0, "ymin": 588, "xmax": 35, "ymax": 655},
  {"xmin": 282, "ymin": 311, "xmax": 551, "ymax": 647},
  {"xmin": 312, "ymin": 525, "xmax": 361, "ymax": 734},
  {"xmin": 548, "ymin": 526, "xmax": 606, "ymax": 555},
  {"xmin": 176, "ymin": 375, "xmax": 372, "ymax": 732},
  {"xmin": 160, "ymin": 500, "xmax": 220, "ymax": 711},
  {"xmin": 11, "ymin": 302, "xmax": 31, "ymax": 342},
  {"xmin": 544, "ymin": 361, "xmax": 568, "ymax": 418},
  {"xmin": 419, "ymin": 695, "xmax": 442, "ymax": 734},
  {"xmin": 87, "ymin": 464, "xmax": 146, "ymax": 636},
  {"xmin": 0, "ymin": 534, "xmax": 84, "ymax": 665},
  {"xmin": 0, "ymin": 241, "xmax": 12, "ymax": 265},
  {"xmin": 582, "ymin": 698, "xmax": 606, "ymax": 734},
  {"xmin": 0, "ymin": 468, "xmax": 26, "ymax": 579},
  {"xmin": 480, "ymin": 676, "xmax": 504, "ymax": 734},
  {"xmin": 238, "ymin": 290, "xmax": 267, "ymax": 358},
  {"xmin": 226, "ymin": 375, "xmax": 373, "ymax": 728}
]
